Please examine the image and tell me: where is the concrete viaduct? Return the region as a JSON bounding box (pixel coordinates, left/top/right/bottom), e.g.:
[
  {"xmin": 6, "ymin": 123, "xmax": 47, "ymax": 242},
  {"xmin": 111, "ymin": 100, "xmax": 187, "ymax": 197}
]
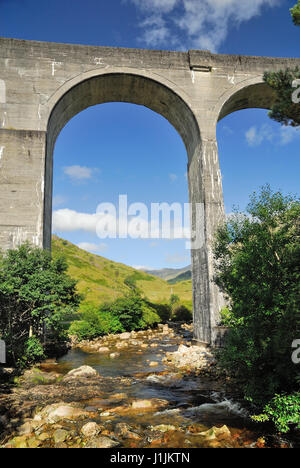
[{"xmin": 0, "ymin": 37, "xmax": 299, "ymax": 345}]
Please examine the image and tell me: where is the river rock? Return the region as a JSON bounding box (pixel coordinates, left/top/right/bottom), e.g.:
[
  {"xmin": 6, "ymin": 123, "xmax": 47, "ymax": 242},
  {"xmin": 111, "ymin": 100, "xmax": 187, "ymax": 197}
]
[
  {"xmin": 149, "ymin": 361, "xmax": 159, "ymax": 367},
  {"xmin": 18, "ymin": 421, "xmax": 33, "ymax": 435},
  {"xmin": 86, "ymin": 436, "xmax": 120, "ymax": 448},
  {"xmin": 116, "ymin": 342, "xmax": 129, "ymax": 349},
  {"xmin": 120, "ymin": 332, "xmax": 131, "ymax": 340},
  {"xmin": 34, "ymin": 403, "xmax": 89, "ymax": 423},
  {"xmin": 110, "ymin": 352, "xmax": 120, "ymax": 359},
  {"xmin": 98, "ymin": 347, "xmax": 110, "ymax": 353},
  {"xmin": 150, "ymin": 424, "xmax": 176, "ymax": 433},
  {"xmin": 81, "ymin": 422, "xmax": 100, "ymax": 438},
  {"xmin": 53, "ymin": 429, "xmax": 69, "ymax": 444},
  {"xmin": 65, "ymin": 366, "xmax": 98, "ymax": 378},
  {"xmin": 199, "ymin": 425, "xmax": 231, "ymax": 440}
]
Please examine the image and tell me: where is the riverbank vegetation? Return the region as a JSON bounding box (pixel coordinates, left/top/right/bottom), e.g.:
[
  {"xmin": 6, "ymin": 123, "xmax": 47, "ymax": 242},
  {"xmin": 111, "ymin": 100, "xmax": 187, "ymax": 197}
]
[
  {"xmin": 214, "ymin": 185, "xmax": 300, "ymax": 433},
  {"xmin": 0, "ymin": 244, "xmax": 81, "ymax": 368}
]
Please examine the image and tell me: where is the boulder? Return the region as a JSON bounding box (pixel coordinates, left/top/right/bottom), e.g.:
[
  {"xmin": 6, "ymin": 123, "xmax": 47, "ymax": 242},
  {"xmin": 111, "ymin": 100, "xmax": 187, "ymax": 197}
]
[
  {"xmin": 34, "ymin": 403, "xmax": 89, "ymax": 423},
  {"xmin": 53, "ymin": 429, "xmax": 69, "ymax": 444},
  {"xmin": 119, "ymin": 332, "xmax": 131, "ymax": 340},
  {"xmin": 86, "ymin": 436, "xmax": 120, "ymax": 448},
  {"xmin": 65, "ymin": 366, "xmax": 98, "ymax": 378},
  {"xmin": 199, "ymin": 425, "xmax": 231, "ymax": 440},
  {"xmin": 97, "ymin": 347, "xmax": 110, "ymax": 353},
  {"xmin": 81, "ymin": 422, "xmax": 100, "ymax": 438}
]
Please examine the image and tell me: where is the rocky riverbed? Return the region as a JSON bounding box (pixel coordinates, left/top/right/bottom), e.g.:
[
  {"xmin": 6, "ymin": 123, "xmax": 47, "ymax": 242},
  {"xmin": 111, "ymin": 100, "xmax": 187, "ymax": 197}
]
[{"xmin": 0, "ymin": 323, "xmax": 294, "ymax": 448}]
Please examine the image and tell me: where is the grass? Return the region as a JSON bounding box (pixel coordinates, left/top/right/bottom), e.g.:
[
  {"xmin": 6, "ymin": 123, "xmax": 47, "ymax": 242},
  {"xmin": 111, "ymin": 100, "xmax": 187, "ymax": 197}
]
[{"xmin": 52, "ymin": 235, "xmax": 192, "ymax": 311}]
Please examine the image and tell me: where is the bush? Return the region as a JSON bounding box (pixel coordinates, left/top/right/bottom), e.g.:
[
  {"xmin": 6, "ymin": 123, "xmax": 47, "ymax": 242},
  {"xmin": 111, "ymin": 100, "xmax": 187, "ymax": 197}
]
[
  {"xmin": 69, "ymin": 303, "xmax": 124, "ymax": 341},
  {"xmin": 171, "ymin": 304, "xmax": 192, "ymax": 322},
  {"xmin": 0, "ymin": 243, "xmax": 81, "ymax": 367},
  {"xmin": 252, "ymin": 393, "xmax": 300, "ymax": 433},
  {"xmin": 69, "ymin": 295, "xmax": 163, "ymax": 341},
  {"xmin": 17, "ymin": 336, "xmax": 45, "ymax": 369},
  {"xmin": 213, "ymin": 186, "xmax": 300, "ymax": 430},
  {"xmin": 140, "ymin": 302, "xmax": 161, "ymax": 329},
  {"xmin": 150, "ymin": 302, "xmax": 171, "ymax": 322}
]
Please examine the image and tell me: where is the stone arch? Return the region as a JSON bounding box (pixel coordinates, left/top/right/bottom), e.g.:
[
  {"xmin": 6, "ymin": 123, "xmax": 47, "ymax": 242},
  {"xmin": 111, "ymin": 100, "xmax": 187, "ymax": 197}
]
[
  {"xmin": 44, "ymin": 71, "xmax": 201, "ymax": 249},
  {"xmin": 215, "ymin": 77, "xmax": 276, "ymax": 123}
]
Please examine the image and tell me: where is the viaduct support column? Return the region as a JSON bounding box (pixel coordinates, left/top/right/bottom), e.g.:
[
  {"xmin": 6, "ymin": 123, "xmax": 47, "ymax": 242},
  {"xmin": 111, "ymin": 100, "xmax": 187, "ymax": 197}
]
[
  {"xmin": 0, "ymin": 129, "xmax": 46, "ymax": 250},
  {"xmin": 189, "ymin": 126, "xmax": 226, "ymax": 345}
]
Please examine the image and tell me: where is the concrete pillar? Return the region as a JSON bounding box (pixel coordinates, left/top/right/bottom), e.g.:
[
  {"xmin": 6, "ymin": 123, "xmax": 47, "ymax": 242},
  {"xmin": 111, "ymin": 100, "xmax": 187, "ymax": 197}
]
[
  {"xmin": 0, "ymin": 129, "xmax": 46, "ymax": 250},
  {"xmin": 189, "ymin": 127, "xmax": 226, "ymax": 344}
]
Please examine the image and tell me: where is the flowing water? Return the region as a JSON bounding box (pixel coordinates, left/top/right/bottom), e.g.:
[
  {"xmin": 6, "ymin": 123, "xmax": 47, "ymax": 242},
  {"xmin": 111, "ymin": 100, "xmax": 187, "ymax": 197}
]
[{"xmin": 45, "ymin": 327, "xmax": 295, "ymax": 448}]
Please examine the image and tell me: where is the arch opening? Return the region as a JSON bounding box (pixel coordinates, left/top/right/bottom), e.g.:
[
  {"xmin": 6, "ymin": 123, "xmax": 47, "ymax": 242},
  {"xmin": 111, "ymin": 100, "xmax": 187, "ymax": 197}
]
[
  {"xmin": 217, "ymin": 81, "xmax": 277, "ymax": 122},
  {"xmin": 217, "ymin": 104, "xmax": 300, "ymax": 216},
  {"xmin": 45, "ymin": 72, "xmax": 201, "ymax": 249}
]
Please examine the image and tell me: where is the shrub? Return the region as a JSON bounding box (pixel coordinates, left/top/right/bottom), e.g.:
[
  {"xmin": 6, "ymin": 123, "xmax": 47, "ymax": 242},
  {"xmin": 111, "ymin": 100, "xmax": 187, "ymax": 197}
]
[
  {"xmin": 0, "ymin": 243, "xmax": 81, "ymax": 367},
  {"xmin": 69, "ymin": 303, "xmax": 124, "ymax": 341},
  {"xmin": 213, "ymin": 186, "xmax": 300, "ymax": 430},
  {"xmin": 17, "ymin": 336, "xmax": 45, "ymax": 369},
  {"xmin": 150, "ymin": 302, "xmax": 171, "ymax": 322},
  {"xmin": 69, "ymin": 295, "xmax": 163, "ymax": 341},
  {"xmin": 171, "ymin": 304, "xmax": 192, "ymax": 322},
  {"xmin": 140, "ymin": 302, "xmax": 161, "ymax": 328},
  {"xmin": 108, "ymin": 294, "xmax": 144, "ymax": 331},
  {"xmin": 252, "ymin": 393, "xmax": 300, "ymax": 433}
]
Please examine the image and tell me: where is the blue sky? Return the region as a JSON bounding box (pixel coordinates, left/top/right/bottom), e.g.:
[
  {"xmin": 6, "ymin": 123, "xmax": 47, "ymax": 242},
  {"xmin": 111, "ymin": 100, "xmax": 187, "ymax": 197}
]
[{"xmin": 1, "ymin": 0, "xmax": 299, "ymax": 269}]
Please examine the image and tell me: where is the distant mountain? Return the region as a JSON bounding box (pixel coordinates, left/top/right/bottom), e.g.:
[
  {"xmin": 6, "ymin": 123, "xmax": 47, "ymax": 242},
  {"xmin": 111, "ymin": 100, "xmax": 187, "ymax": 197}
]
[
  {"xmin": 142, "ymin": 265, "xmax": 191, "ymax": 282},
  {"xmin": 52, "ymin": 236, "xmax": 192, "ymax": 310},
  {"xmin": 167, "ymin": 270, "xmax": 192, "ymax": 284}
]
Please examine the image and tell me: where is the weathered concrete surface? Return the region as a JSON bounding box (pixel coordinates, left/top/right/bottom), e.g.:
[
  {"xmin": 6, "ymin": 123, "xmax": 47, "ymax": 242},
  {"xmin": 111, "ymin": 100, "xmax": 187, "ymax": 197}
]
[{"xmin": 0, "ymin": 37, "xmax": 299, "ymax": 344}]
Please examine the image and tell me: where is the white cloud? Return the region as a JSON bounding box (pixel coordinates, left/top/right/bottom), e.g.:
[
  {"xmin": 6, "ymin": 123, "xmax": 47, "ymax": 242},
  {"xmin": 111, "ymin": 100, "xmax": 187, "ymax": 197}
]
[
  {"xmin": 130, "ymin": 0, "xmax": 280, "ymax": 52},
  {"xmin": 53, "ymin": 209, "xmax": 101, "ymax": 233},
  {"xmin": 169, "ymin": 173, "xmax": 178, "ymax": 182},
  {"xmin": 132, "ymin": 265, "xmax": 152, "ymax": 270},
  {"xmin": 279, "ymin": 126, "xmax": 300, "ymax": 145},
  {"xmin": 52, "ymin": 207, "xmax": 191, "ymax": 239},
  {"xmin": 245, "ymin": 124, "xmax": 274, "ymax": 146},
  {"xmin": 63, "ymin": 165, "xmax": 94, "ymax": 181},
  {"xmin": 141, "ymin": 15, "xmax": 170, "ymax": 47},
  {"xmin": 245, "ymin": 124, "xmax": 300, "ymax": 147},
  {"xmin": 131, "ymin": 0, "xmax": 179, "ymax": 14},
  {"xmin": 77, "ymin": 242, "xmax": 108, "ymax": 253}
]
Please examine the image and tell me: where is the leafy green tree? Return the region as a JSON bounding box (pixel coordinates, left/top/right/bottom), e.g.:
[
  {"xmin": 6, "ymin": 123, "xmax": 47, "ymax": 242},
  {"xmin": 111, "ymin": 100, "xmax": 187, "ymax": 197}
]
[
  {"xmin": 171, "ymin": 304, "xmax": 192, "ymax": 322},
  {"xmin": 0, "ymin": 243, "xmax": 81, "ymax": 366},
  {"xmin": 213, "ymin": 186, "xmax": 299, "ymax": 419},
  {"xmin": 170, "ymin": 294, "xmax": 180, "ymax": 307},
  {"xmin": 69, "ymin": 295, "xmax": 161, "ymax": 341},
  {"xmin": 263, "ymin": 3, "xmax": 300, "ymax": 127},
  {"xmin": 291, "ymin": 1, "xmax": 300, "ymax": 25},
  {"xmin": 263, "ymin": 68, "xmax": 300, "ymax": 127}
]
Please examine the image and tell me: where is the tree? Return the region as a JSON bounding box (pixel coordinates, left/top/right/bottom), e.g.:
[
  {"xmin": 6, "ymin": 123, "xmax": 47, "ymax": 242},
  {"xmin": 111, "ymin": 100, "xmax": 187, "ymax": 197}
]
[
  {"xmin": 291, "ymin": 1, "xmax": 300, "ymax": 26},
  {"xmin": 170, "ymin": 294, "xmax": 180, "ymax": 307},
  {"xmin": 0, "ymin": 243, "xmax": 81, "ymax": 367},
  {"xmin": 263, "ymin": 3, "xmax": 300, "ymax": 127},
  {"xmin": 263, "ymin": 68, "xmax": 300, "ymax": 127},
  {"xmin": 213, "ymin": 186, "xmax": 299, "ymax": 417}
]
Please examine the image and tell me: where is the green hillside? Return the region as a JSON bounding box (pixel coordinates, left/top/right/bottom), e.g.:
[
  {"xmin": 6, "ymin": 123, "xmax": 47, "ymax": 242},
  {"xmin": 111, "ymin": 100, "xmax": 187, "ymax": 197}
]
[
  {"xmin": 52, "ymin": 236, "xmax": 192, "ymax": 310},
  {"xmin": 167, "ymin": 270, "xmax": 192, "ymax": 284}
]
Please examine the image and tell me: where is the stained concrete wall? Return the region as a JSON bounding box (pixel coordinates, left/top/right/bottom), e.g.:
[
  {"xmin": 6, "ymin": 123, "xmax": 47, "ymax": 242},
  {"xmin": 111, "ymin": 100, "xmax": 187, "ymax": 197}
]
[{"xmin": 0, "ymin": 37, "xmax": 299, "ymax": 344}]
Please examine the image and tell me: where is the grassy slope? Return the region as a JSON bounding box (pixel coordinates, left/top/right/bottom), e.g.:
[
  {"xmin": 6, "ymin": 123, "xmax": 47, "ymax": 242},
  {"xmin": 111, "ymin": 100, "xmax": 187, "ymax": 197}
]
[{"xmin": 52, "ymin": 236, "xmax": 192, "ymax": 310}]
